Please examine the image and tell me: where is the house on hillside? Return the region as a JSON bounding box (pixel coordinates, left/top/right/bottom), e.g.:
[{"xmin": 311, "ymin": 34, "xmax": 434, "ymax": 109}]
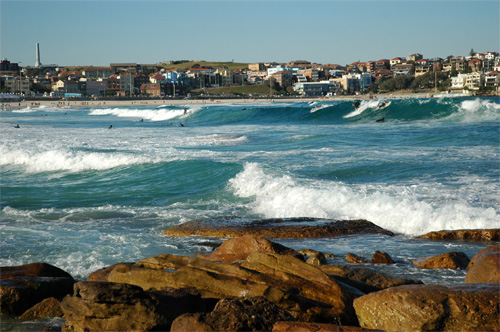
[
  {"xmin": 468, "ymin": 58, "xmax": 482, "ymax": 72},
  {"xmin": 408, "ymin": 53, "xmax": 423, "ymax": 62},
  {"xmin": 83, "ymin": 67, "xmax": 115, "ymax": 79}
]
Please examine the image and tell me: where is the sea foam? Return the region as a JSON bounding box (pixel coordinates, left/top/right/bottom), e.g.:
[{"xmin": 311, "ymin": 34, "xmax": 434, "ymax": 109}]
[
  {"xmin": 0, "ymin": 145, "xmax": 156, "ymax": 173},
  {"xmin": 229, "ymin": 163, "xmax": 499, "ymax": 236}
]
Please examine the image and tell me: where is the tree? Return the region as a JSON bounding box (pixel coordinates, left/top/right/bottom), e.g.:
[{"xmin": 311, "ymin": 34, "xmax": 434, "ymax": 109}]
[{"xmin": 469, "ymin": 48, "xmax": 475, "ymax": 56}]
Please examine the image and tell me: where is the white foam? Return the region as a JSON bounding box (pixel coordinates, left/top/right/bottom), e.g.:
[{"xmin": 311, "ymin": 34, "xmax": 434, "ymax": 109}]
[
  {"xmin": 228, "ymin": 163, "xmax": 500, "ymax": 236},
  {"xmin": 0, "ymin": 145, "xmax": 158, "ymax": 173},
  {"xmin": 343, "ymin": 100, "xmax": 381, "ymax": 118},
  {"xmin": 445, "ymin": 98, "xmax": 500, "ymax": 122},
  {"xmin": 89, "ymin": 105, "xmax": 202, "ymax": 121}
]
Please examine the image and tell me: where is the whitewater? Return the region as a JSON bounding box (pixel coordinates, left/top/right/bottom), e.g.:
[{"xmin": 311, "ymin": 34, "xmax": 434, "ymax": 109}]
[{"xmin": 1, "ymin": 97, "xmax": 499, "ymax": 283}]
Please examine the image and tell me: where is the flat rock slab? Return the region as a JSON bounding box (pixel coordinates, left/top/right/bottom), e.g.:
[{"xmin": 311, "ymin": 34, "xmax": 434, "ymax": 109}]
[
  {"xmin": 163, "ymin": 217, "xmax": 394, "ymax": 238},
  {"xmin": 417, "ymin": 229, "xmax": 499, "ymax": 241}
]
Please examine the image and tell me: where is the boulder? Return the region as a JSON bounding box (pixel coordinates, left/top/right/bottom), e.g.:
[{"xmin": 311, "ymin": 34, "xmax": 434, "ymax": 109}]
[
  {"xmin": 86, "ymin": 262, "xmax": 134, "ymax": 282},
  {"xmin": 417, "ymin": 228, "xmax": 499, "ymax": 241},
  {"xmin": 346, "ymin": 253, "xmax": 368, "ymax": 264},
  {"xmin": 206, "ymin": 234, "xmax": 300, "ymax": 263},
  {"xmin": 306, "ymin": 252, "xmax": 327, "ymax": 266},
  {"xmin": 298, "ymin": 249, "xmax": 336, "ymax": 259},
  {"xmin": 0, "ymin": 263, "xmax": 74, "ymax": 317},
  {"xmin": 353, "ymin": 284, "xmax": 500, "ymax": 332},
  {"xmin": 164, "ymin": 216, "xmax": 394, "ymax": 238},
  {"xmin": 19, "ymin": 297, "xmax": 63, "ymax": 319},
  {"xmin": 370, "ymin": 251, "xmax": 395, "ymax": 264},
  {"xmin": 320, "ymin": 265, "xmax": 422, "ymax": 293},
  {"xmin": 466, "ymin": 244, "xmax": 500, "ymax": 283},
  {"xmin": 171, "ymin": 297, "xmax": 295, "ymax": 332},
  {"xmin": 273, "ymin": 321, "xmax": 383, "ymax": 332},
  {"xmin": 413, "ymin": 251, "xmax": 470, "ymax": 269},
  {"xmin": 61, "ymin": 281, "xmax": 207, "ymax": 332},
  {"xmin": 102, "ymin": 251, "xmax": 363, "ymax": 325}
]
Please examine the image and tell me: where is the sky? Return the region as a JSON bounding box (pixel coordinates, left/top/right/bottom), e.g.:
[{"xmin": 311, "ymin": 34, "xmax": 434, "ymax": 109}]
[{"xmin": 1, "ymin": 0, "xmax": 499, "ymax": 67}]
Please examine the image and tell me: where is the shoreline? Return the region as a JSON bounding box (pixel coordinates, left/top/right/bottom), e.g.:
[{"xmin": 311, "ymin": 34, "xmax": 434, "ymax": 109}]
[{"xmin": 1, "ymin": 91, "xmax": 485, "ymax": 110}]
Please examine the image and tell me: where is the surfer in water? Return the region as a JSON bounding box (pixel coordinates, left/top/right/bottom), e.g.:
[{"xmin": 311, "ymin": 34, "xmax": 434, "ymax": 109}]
[
  {"xmin": 376, "ymin": 117, "xmax": 385, "ymax": 122},
  {"xmin": 183, "ymin": 108, "xmax": 187, "ymax": 115},
  {"xmin": 108, "ymin": 125, "xmax": 114, "ymax": 129},
  {"xmin": 14, "ymin": 124, "xmax": 20, "ymax": 128},
  {"xmin": 353, "ymin": 101, "xmax": 361, "ymax": 109}
]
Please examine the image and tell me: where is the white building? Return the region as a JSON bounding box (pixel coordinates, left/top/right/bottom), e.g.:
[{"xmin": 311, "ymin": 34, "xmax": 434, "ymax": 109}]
[{"xmin": 451, "ymin": 74, "xmax": 467, "ymax": 89}]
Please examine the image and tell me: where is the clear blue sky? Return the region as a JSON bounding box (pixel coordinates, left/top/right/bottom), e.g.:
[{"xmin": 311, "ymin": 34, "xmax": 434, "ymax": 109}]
[{"xmin": 1, "ymin": 0, "xmax": 499, "ymax": 67}]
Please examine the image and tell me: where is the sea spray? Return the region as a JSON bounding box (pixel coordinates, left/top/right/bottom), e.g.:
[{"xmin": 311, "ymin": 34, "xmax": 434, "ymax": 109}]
[{"xmin": 229, "ymin": 163, "xmax": 499, "ymax": 236}]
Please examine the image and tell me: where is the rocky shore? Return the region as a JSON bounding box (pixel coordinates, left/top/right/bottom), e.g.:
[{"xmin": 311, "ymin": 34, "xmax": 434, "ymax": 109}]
[{"xmin": 1, "ymin": 221, "xmax": 499, "ymax": 332}]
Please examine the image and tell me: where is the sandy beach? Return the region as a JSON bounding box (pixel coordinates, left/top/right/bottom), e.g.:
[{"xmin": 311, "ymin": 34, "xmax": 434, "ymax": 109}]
[{"xmin": 2, "ymin": 92, "xmax": 451, "ymax": 110}]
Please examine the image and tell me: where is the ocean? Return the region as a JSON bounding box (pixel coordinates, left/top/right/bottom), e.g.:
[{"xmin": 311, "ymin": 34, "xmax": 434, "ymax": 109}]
[{"xmin": 1, "ymin": 97, "xmax": 499, "ymax": 287}]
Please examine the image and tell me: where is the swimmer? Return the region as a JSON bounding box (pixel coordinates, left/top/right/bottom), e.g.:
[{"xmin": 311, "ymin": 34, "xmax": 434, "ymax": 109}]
[
  {"xmin": 108, "ymin": 125, "xmax": 114, "ymax": 129},
  {"xmin": 14, "ymin": 124, "xmax": 20, "ymax": 128}
]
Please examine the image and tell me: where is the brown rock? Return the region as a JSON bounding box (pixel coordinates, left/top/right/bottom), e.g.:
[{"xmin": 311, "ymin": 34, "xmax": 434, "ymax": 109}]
[
  {"xmin": 104, "ymin": 251, "xmax": 362, "ymax": 325},
  {"xmin": 353, "ymin": 284, "xmax": 500, "ymax": 332},
  {"xmin": 86, "ymin": 262, "xmax": 134, "ymax": 282},
  {"xmin": 164, "ymin": 216, "xmax": 394, "ymax": 238},
  {"xmin": 320, "ymin": 264, "xmax": 422, "ymax": 293},
  {"xmin": 61, "ymin": 281, "xmax": 169, "ymax": 332},
  {"xmin": 206, "ymin": 234, "xmax": 299, "ymax": 263},
  {"xmin": 466, "ymin": 244, "xmax": 500, "ymax": 283},
  {"xmin": 417, "ymin": 228, "xmax": 500, "ymax": 241},
  {"xmin": 19, "ymin": 297, "xmax": 63, "ymax": 319},
  {"xmin": 346, "ymin": 253, "xmax": 368, "ymax": 264},
  {"xmin": 61, "ymin": 281, "xmax": 207, "ymax": 332},
  {"xmin": 306, "ymin": 252, "xmax": 327, "ymax": 266},
  {"xmin": 298, "ymin": 249, "xmax": 336, "ymax": 259},
  {"xmin": 273, "ymin": 321, "xmax": 383, "ymax": 332},
  {"xmin": 413, "ymin": 251, "xmax": 470, "ymax": 269},
  {"xmin": 1, "ymin": 263, "xmax": 73, "ymax": 279},
  {"xmin": 171, "ymin": 297, "xmax": 295, "ymax": 332},
  {"xmin": 1, "ymin": 263, "xmax": 74, "ymax": 317},
  {"xmin": 370, "ymin": 251, "xmax": 395, "ymax": 264}
]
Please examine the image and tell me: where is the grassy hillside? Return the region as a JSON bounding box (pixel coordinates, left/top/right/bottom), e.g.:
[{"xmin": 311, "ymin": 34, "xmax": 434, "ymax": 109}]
[
  {"xmin": 159, "ymin": 60, "xmax": 249, "ymax": 71},
  {"xmin": 192, "ymin": 84, "xmax": 279, "ymax": 96}
]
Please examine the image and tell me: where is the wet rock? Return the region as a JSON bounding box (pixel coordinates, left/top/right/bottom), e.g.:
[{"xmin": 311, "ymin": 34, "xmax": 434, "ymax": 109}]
[
  {"xmin": 370, "ymin": 251, "xmax": 395, "ymax": 264},
  {"xmin": 466, "ymin": 244, "xmax": 500, "ymax": 283},
  {"xmin": 163, "ymin": 216, "xmax": 394, "ymax": 238},
  {"xmin": 171, "ymin": 297, "xmax": 295, "ymax": 332},
  {"xmin": 417, "ymin": 228, "xmax": 500, "ymax": 241},
  {"xmin": 320, "ymin": 264, "xmax": 423, "ymax": 293},
  {"xmin": 206, "ymin": 234, "xmax": 300, "ymax": 263},
  {"xmin": 0, "ymin": 263, "xmax": 75, "ymax": 317},
  {"xmin": 353, "ymin": 283, "xmax": 500, "ymax": 332},
  {"xmin": 19, "ymin": 297, "xmax": 63, "ymax": 319},
  {"xmin": 273, "ymin": 321, "xmax": 383, "ymax": 332},
  {"xmin": 298, "ymin": 249, "xmax": 337, "ymax": 259},
  {"xmin": 413, "ymin": 251, "xmax": 470, "ymax": 269},
  {"xmin": 346, "ymin": 253, "xmax": 368, "ymax": 264},
  {"xmin": 306, "ymin": 252, "xmax": 327, "ymax": 266}
]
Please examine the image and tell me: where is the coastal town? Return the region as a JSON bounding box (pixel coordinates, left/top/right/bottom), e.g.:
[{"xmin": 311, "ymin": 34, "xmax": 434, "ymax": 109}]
[{"xmin": 1, "ymin": 44, "xmax": 499, "ymax": 101}]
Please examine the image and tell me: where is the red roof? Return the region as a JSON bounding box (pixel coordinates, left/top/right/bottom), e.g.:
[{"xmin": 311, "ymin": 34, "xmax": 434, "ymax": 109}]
[
  {"xmin": 416, "ymin": 59, "xmax": 428, "ymax": 63},
  {"xmin": 469, "ymin": 58, "xmax": 482, "ymax": 63},
  {"xmin": 488, "ymin": 71, "xmax": 499, "ymax": 75},
  {"xmin": 151, "ymin": 73, "xmax": 164, "ymax": 79}
]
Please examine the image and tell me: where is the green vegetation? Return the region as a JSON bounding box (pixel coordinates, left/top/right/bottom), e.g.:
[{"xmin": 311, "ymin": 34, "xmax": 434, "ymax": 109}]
[
  {"xmin": 192, "ymin": 84, "xmax": 279, "ymax": 96},
  {"xmin": 371, "ymin": 72, "xmax": 451, "ymax": 93},
  {"xmin": 159, "ymin": 60, "xmax": 249, "ymax": 71}
]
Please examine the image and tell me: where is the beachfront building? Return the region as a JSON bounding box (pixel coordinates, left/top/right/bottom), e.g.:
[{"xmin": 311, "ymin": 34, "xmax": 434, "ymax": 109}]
[
  {"xmin": 86, "ymin": 79, "xmax": 107, "ymax": 96},
  {"xmin": 82, "ymin": 67, "xmax": 115, "ymax": 79},
  {"xmin": 248, "ymin": 63, "xmax": 266, "ymax": 71},
  {"xmin": 267, "ymin": 65, "xmax": 293, "ymax": 78},
  {"xmin": 392, "ymin": 63, "xmax": 414, "ymax": 76},
  {"xmin": 485, "ymin": 71, "xmax": 500, "ymax": 88},
  {"xmin": 271, "ymin": 70, "xmax": 293, "ymax": 88},
  {"xmin": 2, "ymin": 76, "xmax": 31, "ymax": 94},
  {"xmin": 119, "ymin": 73, "xmax": 135, "ymax": 95},
  {"xmin": 465, "ymin": 72, "xmax": 485, "ymax": 90},
  {"xmin": 450, "ymin": 74, "xmax": 467, "ymax": 90},
  {"xmin": 141, "ymin": 83, "xmax": 165, "ymax": 97},
  {"xmin": 294, "ymin": 80, "xmax": 340, "ymax": 96}
]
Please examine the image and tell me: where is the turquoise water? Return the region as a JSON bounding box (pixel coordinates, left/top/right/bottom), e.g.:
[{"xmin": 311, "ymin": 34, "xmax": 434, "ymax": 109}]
[{"xmin": 1, "ymin": 97, "xmax": 499, "ymax": 284}]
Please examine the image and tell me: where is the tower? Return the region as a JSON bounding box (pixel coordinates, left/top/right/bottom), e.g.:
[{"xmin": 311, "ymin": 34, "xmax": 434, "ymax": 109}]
[{"xmin": 35, "ymin": 43, "xmax": 41, "ymax": 67}]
